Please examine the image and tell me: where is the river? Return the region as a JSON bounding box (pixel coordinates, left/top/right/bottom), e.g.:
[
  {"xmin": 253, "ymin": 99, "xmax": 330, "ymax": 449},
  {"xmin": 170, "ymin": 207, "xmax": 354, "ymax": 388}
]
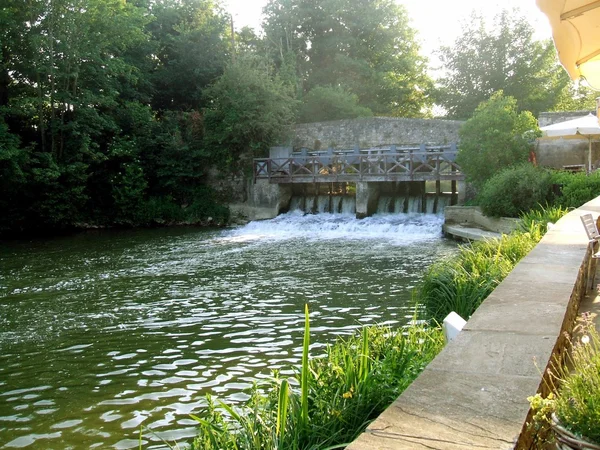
[{"xmin": 0, "ymin": 211, "xmax": 457, "ymax": 449}]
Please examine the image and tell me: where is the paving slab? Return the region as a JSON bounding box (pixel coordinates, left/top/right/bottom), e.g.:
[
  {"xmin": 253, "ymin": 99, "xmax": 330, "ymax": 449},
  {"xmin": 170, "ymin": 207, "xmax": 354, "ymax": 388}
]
[
  {"xmin": 347, "ymin": 370, "xmax": 539, "ymax": 450},
  {"xmin": 426, "ymin": 330, "xmax": 554, "ymax": 378},
  {"xmin": 464, "ymin": 296, "xmax": 568, "ymax": 335},
  {"xmin": 481, "ymin": 277, "xmax": 576, "ymax": 306}
]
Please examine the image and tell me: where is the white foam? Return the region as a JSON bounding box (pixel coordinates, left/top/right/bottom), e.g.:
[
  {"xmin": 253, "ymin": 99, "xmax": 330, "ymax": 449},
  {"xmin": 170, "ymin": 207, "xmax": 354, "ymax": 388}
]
[{"xmin": 224, "ymin": 211, "xmax": 444, "ymax": 244}]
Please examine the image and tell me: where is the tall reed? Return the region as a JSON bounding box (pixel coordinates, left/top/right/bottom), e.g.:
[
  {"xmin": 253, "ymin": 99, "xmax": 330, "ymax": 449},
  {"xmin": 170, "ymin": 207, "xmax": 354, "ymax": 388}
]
[{"xmin": 189, "ymin": 305, "xmax": 443, "ymax": 450}]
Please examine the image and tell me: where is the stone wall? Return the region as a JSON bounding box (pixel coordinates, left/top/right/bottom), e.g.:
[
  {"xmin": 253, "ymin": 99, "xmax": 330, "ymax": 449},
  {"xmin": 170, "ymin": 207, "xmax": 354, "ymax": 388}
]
[
  {"xmin": 537, "ymin": 111, "xmax": 599, "ymax": 169},
  {"xmin": 293, "ymin": 117, "xmax": 464, "ymax": 149},
  {"xmin": 538, "ymin": 110, "xmax": 594, "ymax": 127}
]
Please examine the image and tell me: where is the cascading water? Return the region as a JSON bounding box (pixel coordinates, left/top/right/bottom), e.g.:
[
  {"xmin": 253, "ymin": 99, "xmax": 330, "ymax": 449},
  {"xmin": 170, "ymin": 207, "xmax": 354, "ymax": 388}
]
[
  {"xmin": 227, "ymin": 210, "xmax": 445, "ymax": 245},
  {"xmin": 289, "ymin": 195, "xmax": 357, "ymax": 214}
]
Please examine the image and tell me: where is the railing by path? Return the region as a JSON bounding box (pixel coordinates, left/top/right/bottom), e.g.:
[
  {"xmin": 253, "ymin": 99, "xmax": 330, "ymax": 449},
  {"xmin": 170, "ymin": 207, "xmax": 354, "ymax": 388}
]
[{"xmin": 254, "ymin": 144, "xmax": 464, "ymax": 184}]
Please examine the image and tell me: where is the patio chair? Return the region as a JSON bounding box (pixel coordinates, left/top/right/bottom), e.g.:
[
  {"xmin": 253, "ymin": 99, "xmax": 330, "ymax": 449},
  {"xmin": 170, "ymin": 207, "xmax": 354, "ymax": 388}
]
[{"xmin": 580, "ymin": 213, "xmax": 600, "ymax": 289}]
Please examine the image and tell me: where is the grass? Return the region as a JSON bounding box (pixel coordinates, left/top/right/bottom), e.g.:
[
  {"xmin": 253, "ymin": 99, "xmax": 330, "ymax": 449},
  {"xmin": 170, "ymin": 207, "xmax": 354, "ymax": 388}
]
[
  {"xmin": 189, "ymin": 305, "xmax": 444, "ymax": 450},
  {"xmin": 417, "ymin": 205, "xmax": 569, "ymax": 324}
]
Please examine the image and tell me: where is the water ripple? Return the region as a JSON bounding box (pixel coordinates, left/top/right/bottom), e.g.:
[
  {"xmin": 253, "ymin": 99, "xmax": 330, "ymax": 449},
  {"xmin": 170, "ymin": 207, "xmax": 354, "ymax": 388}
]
[{"xmin": 0, "ymin": 213, "xmax": 456, "ymax": 448}]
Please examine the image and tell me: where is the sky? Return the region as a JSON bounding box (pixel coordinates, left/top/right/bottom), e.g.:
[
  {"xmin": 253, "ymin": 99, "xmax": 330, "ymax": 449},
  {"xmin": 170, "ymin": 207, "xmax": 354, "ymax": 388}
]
[{"xmin": 224, "ymin": 0, "xmax": 553, "ymax": 61}]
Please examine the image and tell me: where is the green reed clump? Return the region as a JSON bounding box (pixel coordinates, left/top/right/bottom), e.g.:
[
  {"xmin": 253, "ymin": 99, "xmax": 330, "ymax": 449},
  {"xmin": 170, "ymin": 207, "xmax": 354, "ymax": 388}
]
[
  {"xmin": 418, "ymin": 205, "xmax": 569, "ymax": 324},
  {"xmin": 190, "ymin": 305, "xmax": 444, "ymax": 450},
  {"xmin": 553, "ymin": 315, "xmax": 600, "ymax": 443},
  {"xmin": 519, "ymin": 204, "xmax": 571, "ymax": 236}
]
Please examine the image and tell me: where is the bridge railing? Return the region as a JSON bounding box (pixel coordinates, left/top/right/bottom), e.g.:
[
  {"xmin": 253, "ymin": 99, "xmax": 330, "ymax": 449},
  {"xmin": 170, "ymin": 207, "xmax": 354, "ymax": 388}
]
[{"xmin": 254, "ymin": 145, "xmax": 463, "ymax": 183}]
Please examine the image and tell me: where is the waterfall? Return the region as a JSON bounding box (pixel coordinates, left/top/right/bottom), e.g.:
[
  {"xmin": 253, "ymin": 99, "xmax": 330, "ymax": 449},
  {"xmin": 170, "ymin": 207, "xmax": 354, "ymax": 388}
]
[
  {"xmin": 289, "ymin": 195, "xmax": 356, "ymax": 214},
  {"xmin": 229, "ymin": 210, "xmax": 444, "ymax": 244}
]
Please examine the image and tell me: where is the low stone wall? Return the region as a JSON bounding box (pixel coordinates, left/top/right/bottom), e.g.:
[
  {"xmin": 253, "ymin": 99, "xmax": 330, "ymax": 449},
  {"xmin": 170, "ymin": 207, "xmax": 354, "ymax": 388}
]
[
  {"xmin": 444, "ymin": 206, "xmax": 520, "ymax": 234},
  {"xmin": 348, "ymin": 198, "xmax": 600, "ymax": 449}
]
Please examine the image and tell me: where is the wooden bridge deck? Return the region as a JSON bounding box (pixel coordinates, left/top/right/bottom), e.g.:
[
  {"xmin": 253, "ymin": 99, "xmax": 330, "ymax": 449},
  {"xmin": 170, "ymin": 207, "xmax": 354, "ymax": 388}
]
[{"xmin": 254, "ymin": 146, "xmax": 464, "ymax": 184}]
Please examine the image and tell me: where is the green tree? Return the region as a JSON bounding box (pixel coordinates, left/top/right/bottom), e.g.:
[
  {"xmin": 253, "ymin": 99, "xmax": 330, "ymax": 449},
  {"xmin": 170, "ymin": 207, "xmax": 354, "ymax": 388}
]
[
  {"xmin": 457, "ymin": 92, "xmax": 539, "ymax": 188},
  {"xmin": 262, "ymin": 0, "xmax": 432, "ymax": 117},
  {"xmin": 203, "ymin": 57, "xmax": 299, "ymax": 164},
  {"xmin": 438, "ymin": 9, "xmax": 569, "ymax": 119},
  {"xmin": 149, "ymin": 0, "xmax": 230, "ymax": 111},
  {"xmin": 298, "ymin": 85, "xmax": 372, "ymax": 123}
]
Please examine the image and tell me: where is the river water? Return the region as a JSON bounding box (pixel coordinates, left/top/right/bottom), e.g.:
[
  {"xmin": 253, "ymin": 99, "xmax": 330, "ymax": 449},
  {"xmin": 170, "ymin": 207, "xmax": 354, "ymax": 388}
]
[{"xmin": 0, "ymin": 212, "xmax": 456, "ymax": 449}]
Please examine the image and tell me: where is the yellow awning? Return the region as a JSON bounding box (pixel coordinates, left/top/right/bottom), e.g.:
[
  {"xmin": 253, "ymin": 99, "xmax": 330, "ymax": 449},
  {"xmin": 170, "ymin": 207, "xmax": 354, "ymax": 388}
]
[{"xmin": 537, "ymin": 0, "xmax": 600, "ymax": 89}]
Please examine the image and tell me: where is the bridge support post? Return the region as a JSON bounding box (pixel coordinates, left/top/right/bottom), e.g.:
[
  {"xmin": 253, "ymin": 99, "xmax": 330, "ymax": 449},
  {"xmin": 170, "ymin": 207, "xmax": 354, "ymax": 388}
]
[
  {"xmin": 249, "ymin": 179, "xmax": 292, "ymax": 219},
  {"xmin": 356, "ymin": 182, "xmax": 380, "ymax": 219}
]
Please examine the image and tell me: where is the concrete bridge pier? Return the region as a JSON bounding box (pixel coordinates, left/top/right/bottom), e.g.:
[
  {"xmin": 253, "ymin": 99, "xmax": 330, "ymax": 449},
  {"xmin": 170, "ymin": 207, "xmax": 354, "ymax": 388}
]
[
  {"xmin": 356, "ymin": 182, "xmax": 381, "ymax": 219},
  {"xmin": 248, "ymin": 179, "xmax": 292, "ymax": 219}
]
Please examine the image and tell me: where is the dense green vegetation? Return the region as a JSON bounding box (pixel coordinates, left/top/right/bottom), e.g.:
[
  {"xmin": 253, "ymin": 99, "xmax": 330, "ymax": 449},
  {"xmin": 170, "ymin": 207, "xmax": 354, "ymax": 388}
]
[
  {"xmin": 0, "ymin": 0, "xmax": 437, "ymax": 236},
  {"xmin": 190, "ymin": 305, "xmax": 443, "ymax": 449},
  {"xmin": 417, "ymin": 206, "xmax": 568, "ymax": 323},
  {"xmin": 478, "ymin": 164, "xmax": 553, "ymax": 218},
  {"xmin": 530, "ymin": 315, "xmax": 600, "ymax": 446},
  {"xmin": 472, "ymin": 163, "xmax": 600, "ymax": 218}
]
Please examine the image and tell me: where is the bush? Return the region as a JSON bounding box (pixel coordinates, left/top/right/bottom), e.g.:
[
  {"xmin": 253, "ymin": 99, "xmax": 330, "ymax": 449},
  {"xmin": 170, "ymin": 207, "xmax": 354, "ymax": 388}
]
[
  {"xmin": 478, "ymin": 164, "xmax": 553, "ymax": 217},
  {"xmin": 529, "ymin": 315, "xmax": 600, "ymax": 445},
  {"xmin": 551, "ymin": 170, "xmax": 600, "ymax": 208},
  {"xmin": 457, "ymin": 91, "xmax": 539, "ymax": 188},
  {"xmin": 191, "ymin": 306, "xmax": 443, "ymax": 449}
]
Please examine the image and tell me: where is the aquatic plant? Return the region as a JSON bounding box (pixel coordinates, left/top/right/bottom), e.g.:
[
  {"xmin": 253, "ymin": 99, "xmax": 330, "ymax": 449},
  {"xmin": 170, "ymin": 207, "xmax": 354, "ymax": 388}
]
[{"xmin": 189, "ymin": 305, "xmax": 443, "ymax": 449}]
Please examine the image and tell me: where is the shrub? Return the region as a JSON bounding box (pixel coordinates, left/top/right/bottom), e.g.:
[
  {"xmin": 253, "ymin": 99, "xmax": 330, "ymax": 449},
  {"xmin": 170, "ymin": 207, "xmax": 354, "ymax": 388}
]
[
  {"xmin": 457, "ymin": 91, "xmax": 539, "ymax": 188},
  {"xmin": 191, "ymin": 305, "xmax": 443, "ymax": 449},
  {"xmin": 551, "ymin": 170, "xmax": 600, "ymax": 208},
  {"xmin": 478, "ymin": 164, "xmax": 553, "ymax": 217},
  {"xmin": 529, "ymin": 315, "xmax": 600, "ymax": 445},
  {"xmin": 553, "ymin": 316, "xmax": 600, "ymax": 443}
]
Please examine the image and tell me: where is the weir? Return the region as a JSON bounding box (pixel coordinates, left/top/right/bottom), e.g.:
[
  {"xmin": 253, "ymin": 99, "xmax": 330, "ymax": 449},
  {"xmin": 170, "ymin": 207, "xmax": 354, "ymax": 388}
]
[{"xmin": 251, "ymin": 145, "xmax": 465, "ymax": 219}]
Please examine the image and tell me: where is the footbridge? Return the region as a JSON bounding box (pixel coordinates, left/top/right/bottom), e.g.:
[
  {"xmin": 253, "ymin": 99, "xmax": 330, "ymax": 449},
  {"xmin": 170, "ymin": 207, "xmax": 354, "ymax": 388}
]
[
  {"xmin": 250, "ymin": 144, "xmax": 466, "ymax": 219},
  {"xmin": 254, "ymin": 144, "xmax": 464, "ymax": 184}
]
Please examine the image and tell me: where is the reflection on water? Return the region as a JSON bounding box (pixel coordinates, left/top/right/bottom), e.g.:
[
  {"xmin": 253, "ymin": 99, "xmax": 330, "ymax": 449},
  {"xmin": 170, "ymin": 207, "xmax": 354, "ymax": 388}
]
[{"xmin": 0, "ymin": 212, "xmax": 456, "ymax": 449}]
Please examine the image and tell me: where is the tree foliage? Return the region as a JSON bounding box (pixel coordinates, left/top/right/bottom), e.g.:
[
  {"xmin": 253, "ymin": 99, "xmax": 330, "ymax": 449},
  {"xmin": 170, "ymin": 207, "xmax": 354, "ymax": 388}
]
[
  {"xmin": 0, "ymin": 0, "xmax": 262, "ymax": 234},
  {"xmin": 0, "ymin": 0, "xmax": 311, "ymax": 235},
  {"xmin": 203, "ymin": 57, "xmax": 298, "ymax": 163},
  {"xmin": 457, "ymin": 92, "xmax": 539, "ymax": 188},
  {"xmin": 298, "ymin": 86, "xmax": 373, "ymax": 123},
  {"xmin": 437, "ymin": 9, "xmax": 570, "ymax": 119},
  {"xmin": 262, "ymin": 0, "xmax": 433, "ymax": 117}
]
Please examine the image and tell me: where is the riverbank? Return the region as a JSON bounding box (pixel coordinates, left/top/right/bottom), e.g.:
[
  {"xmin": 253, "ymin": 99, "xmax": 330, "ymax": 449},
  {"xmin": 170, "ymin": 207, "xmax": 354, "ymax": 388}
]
[{"xmin": 348, "ymin": 201, "xmax": 597, "ymax": 449}]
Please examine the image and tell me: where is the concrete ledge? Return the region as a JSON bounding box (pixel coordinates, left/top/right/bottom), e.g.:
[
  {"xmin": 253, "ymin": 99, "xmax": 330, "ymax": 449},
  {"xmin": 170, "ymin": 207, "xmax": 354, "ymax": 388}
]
[
  {"xmin": 348, "ymin": 199, "xmax": 600, "ymax": 449},
  {"xmin": 445, "ymin": 206, "xmax": 520, "ymax": 234},
  {"xmin": 443, "ymin": 224, "xmax": 501, "ymax": 241}
]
